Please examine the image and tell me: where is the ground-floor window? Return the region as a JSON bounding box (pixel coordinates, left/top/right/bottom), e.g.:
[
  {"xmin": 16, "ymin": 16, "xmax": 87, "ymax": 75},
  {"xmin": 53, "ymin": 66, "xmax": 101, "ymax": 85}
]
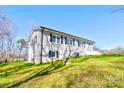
[{"xmin": 49, "ymin": 50, "xmax": 59, "ymax": 58}]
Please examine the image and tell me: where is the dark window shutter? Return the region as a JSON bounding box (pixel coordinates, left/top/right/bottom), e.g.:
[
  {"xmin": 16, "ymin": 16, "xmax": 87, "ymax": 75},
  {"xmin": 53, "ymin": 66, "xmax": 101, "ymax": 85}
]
[
  {"xmin": 52, "ymin": 52, "xmax": 55, "ymax": 57},
  {"xmin": 65, "ymin": 37, "xmax": 67, "ymax": 44},
  {"xmin": 49, "ymin": 50, "xmax": 52, "ymax": 58},
  {"xmin": 61, "ymin": 36, "xmax": 63, "ymax": 44},
  {"xmin": 50, "ymin": 34, "xmax": 52, "ymax": 42}
]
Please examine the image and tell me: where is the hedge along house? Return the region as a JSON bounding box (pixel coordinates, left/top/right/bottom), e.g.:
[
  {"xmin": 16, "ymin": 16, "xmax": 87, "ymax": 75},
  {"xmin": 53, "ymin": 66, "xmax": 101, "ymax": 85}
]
[{"xmin": 28, "ymin": 26, "xmax": 99, "ymax": 64}]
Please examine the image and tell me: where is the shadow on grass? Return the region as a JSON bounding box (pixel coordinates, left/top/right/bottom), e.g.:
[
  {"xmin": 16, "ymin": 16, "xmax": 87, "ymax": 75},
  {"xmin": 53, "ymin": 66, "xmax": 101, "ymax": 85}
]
[
  {"xmin": 9, "ymin": 62, "xmax": 66, "ymax": 88},
  {"xmin": 8, "ymin": 57, "xmax": 90, "ymax": 88},
  {"xmin": 37, "ymin": 62, "xmax": 65, "ymax": 76},
  {"xmin": 0, "ymin": 63, "xmax": 9, "ymax": 67},
  {"xmin": 0, "ymin": 63, "xmax": 34, "ymax": 77}
]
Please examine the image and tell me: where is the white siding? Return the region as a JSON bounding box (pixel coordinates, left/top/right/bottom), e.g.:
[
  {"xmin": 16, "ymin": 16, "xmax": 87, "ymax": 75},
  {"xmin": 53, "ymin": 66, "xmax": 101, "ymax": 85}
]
[
  {"xmin": 28, "ymin": 30, "xmax": 42, "ymax": 64},
  {"xmin": 41, "ymin": 31, "xmax": 94, "ymax": 63},
  {"xmin": 28, "ymin": 28, "xmax": 98, "ymax": 64}
]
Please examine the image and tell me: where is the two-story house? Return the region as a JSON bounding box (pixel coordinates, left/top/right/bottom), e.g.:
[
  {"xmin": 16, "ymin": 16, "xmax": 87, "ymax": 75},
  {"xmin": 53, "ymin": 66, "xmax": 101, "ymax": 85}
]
[{"xmin": 28, "ymin": 26, "xmax": 98, "ymax": 64}]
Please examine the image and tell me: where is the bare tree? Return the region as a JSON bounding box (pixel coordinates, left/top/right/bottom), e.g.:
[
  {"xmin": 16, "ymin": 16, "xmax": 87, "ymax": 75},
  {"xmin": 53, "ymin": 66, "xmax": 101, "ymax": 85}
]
[
  {"xmin": 103, "ymin": 47, "xmax": 124, "ymax": 55},
  {"xmin": 0, "ymin": 8, "xmax": 17, "ymax": 62},
  {"xmin": 63, "ymin": 45, "xmax": 72, "ymax": 65}
]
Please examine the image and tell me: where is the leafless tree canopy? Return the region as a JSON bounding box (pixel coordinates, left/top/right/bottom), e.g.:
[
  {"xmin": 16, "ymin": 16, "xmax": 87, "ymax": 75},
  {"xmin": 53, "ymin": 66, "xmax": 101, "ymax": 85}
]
[
  {"xmin": 103, "ymin": 47, "xmax": 124, "ymax": 55},
  {"xmin": 0, "ymin": 8, "xmax": 17, "ymax": 62}
]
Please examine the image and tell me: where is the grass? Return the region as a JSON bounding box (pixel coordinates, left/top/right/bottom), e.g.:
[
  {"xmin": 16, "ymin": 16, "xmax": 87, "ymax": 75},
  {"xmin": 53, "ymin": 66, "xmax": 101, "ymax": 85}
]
[
  {"xmin": 1, "ymin": 54, "xmax": 124, "ymax": 88},
  {"xmin": 0, "ymin": 62, "xmax": 50, "ymax": 88}
]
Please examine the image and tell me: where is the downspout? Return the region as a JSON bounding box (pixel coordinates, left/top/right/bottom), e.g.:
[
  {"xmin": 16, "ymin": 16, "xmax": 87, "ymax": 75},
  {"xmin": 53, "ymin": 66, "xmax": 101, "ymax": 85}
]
[{"xmin": 40, "ymin": 27, "xmax": 44, "ymax": 63}]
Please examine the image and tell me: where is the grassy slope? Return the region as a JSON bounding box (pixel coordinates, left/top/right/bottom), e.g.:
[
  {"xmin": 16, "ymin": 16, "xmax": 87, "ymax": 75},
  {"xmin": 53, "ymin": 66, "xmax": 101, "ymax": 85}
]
[
  {"xmin": 1, "ymin": 55, "xmax": 124, "ymax": 88},
  {"xmin": 0, "ymin": 62, "xmax": 49, "ymax": 88}
]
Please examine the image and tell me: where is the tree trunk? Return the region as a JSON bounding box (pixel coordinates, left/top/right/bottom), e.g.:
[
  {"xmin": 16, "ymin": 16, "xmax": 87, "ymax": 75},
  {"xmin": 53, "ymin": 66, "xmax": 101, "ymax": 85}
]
[{"xmin": 19, "ymin": 47, "xmax": 22, "ymax": 61}]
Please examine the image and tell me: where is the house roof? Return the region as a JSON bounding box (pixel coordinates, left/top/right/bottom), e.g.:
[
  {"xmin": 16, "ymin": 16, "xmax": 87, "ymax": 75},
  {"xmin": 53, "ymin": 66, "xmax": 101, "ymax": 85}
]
[{"xmin": 29, "ymin": 26, "xmax": 95, "ymax": 44}]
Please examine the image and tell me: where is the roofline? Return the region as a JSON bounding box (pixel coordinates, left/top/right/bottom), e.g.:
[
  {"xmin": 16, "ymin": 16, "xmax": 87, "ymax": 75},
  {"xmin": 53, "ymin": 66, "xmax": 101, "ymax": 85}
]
[{"xmin": 29, "ymin": 26, "xmax": 95, "ymax": 44}]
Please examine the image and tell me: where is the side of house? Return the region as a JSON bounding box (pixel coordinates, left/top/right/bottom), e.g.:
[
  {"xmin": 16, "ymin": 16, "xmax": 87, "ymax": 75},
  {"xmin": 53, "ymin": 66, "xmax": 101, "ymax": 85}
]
[{"xmin": 28, "ymin": 26, "xmax": 99, "ymax": 64}]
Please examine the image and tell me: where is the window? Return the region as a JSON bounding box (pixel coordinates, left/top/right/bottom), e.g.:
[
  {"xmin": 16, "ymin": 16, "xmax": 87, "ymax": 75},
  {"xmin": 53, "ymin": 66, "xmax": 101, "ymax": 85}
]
[
  {"xmin": 67, "ymin": 38, "xmax": 70, "ymax": 45},
  {"xmin": 50, "ymin": 34, "xmax": 61, "ymax": 43},
  {"xmin": 52, "ymin": 35, "xmax": 56, "ymax": 42},
  {"xmin": 49, "ymin": 51, "xmax": 55, "ymax": 58},
  {"xmin": 57, "ymin": 36, "xmax": 60, "ymax": 43},
  {"xmin": 78, "ymin": 41, "xmax": 81, "ymax": 47},
  {"xmin": 65, "ymin": 38, "xmax": 70, "ymax": 45},
  {"xmin": 49, "ymin": 50, "xmax": 59, "ymax": 58},
  {"xmin": 50, "ymin": 34, "xmax": 56, "ymax": 42},
  {"xmin": 52, "ymin": 52, "xmax": 55, "ymax": 57}
]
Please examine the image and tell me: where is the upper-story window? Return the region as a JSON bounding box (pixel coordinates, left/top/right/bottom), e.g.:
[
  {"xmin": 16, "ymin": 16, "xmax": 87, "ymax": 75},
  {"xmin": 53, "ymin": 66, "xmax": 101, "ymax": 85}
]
[
  {"xmin": 65, "ymin": 37, "xmax": 72, "ymax": 45},
  {"xmin": 57, "ymin": 36, "xmax": 60, "ymax": 43},
  {"xmin": 78, "ymin": 41, "xmax": 81, "ymax": 47},
  {"xmin": 50, "ymin": 34, "xmax": 61, "ymax": 44},
  {"xmin": 52, "ymin": 35, "xmax": 56, "ymax": 42},
  {"xmin": 65, "ymin": 37, "xmax": 69, "ymax": 45},
  {"xmin": 49, "ymin": 33, "xmax": 89, "ymax": 48},
  {"xmin": 67, "ymin": 38, "xmax": 70, "ymax": 45}
]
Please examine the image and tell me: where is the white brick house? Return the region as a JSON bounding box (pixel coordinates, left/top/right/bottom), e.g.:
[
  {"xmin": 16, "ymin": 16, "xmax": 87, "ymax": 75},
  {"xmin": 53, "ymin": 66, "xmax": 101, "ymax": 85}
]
[{"xmin": 28, "ymin": 26, "xmax": 99, "ymax": 64}]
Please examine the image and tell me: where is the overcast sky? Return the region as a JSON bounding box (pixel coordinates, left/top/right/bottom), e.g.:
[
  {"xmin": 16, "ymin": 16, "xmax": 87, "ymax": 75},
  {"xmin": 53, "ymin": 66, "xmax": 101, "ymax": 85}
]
[{"xmin": 3, "ymin": 5, "xmax": 124, "ymax": 50}]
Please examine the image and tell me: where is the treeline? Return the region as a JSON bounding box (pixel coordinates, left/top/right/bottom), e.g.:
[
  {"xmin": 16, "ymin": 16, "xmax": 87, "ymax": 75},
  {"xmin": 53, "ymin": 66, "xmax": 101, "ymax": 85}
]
[
  {"xmin": 103, "ymin": 47, "xmax": 124, "ymax": 55},
  {"xmin": 0, "ymin": 8, "xmax": 27, "ymax": 62},
  {"xmin": 94, "ymin": 47, "xmax": 124, "ymax": 55}
]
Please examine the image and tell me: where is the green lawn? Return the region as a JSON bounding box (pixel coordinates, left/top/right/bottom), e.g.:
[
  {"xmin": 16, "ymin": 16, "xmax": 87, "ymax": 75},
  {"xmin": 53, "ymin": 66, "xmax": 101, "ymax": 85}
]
[{"xmin": 1, "ymin": 55, "xmax": 124, "ymax": 88}]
